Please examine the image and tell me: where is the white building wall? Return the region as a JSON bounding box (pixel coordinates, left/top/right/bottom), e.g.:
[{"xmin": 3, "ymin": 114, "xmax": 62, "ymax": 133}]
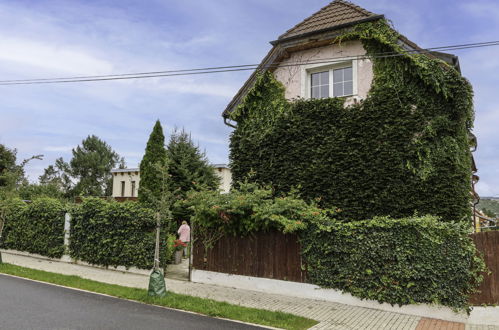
[
  {"xmin": 273, "ymin": 40, "xmax": 373, "ymax": 102},
  {"xmin": 214, "ymin": 167, "xmax": 232, "ymax": 193},
  {"xmin": 111, "ymin": 166, "xmax": 232, "ymax": 196},
  {"xmin": 111, "ymin": 169, "xmax": 140, "ymax": 198}
]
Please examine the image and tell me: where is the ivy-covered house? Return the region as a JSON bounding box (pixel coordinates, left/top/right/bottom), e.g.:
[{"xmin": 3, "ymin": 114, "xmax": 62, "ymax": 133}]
[{"xmin": 224, "ymin": 0, "xmax": 477, "ymax": 223}]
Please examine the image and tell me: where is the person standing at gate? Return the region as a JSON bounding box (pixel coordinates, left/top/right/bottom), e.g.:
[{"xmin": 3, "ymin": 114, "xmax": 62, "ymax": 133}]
[{"xmin": 177, "ymin": 221, "xmax": 190, "ymax": 258}]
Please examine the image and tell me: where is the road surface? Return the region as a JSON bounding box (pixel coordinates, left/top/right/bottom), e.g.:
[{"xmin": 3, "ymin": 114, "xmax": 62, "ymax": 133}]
[{"xmin": 0, "ymin": 274, "xmax": 265, "ymax": 330}]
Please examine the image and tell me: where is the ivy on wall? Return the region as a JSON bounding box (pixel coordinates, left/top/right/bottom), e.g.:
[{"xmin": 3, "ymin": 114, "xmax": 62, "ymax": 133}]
[
  {"xmin": 1, "ymin": 198, "xmax": 66, "ymax": 258},
  {"xmin": 229, "ymin": 19, "xmax": 474, "ymax": 222}
]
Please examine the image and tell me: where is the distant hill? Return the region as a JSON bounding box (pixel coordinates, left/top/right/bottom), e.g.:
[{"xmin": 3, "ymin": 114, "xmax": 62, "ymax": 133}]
[{"xmin": 476, "ymin": 198, "xmax": 499, "ymax": 217}]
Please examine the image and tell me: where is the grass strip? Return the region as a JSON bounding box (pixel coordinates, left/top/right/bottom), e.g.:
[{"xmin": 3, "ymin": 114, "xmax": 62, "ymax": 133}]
[{"xmin": 0, "ymin": 263, "xmax": 317, "ymax": 330}]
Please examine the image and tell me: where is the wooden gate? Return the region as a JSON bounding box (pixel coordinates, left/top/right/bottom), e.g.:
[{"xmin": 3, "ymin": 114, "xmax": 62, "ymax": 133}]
[
  {"xmin": 469, "ymin": 230, "xmax": 499, "ymax": 305},
  {"xmin": 192, "ymin": 229, "xmax": 306, "ymax": 283}
]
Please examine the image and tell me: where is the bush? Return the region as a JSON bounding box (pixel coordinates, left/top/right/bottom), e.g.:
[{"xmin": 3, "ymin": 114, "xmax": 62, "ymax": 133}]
[
  {"xmin": 2, "ymin": 198, "xmax": 66, "ymax": 258},
  {"xmin": 186, "ymin": 183, "xmax": 323, "ymax": 251},
  {"xmin": 300, "ymin": 215, "xmax": 485, "ymax": 311},
  {"xmin": 69, "ymin": 198, "xmax": 171, "ymax": 269}
]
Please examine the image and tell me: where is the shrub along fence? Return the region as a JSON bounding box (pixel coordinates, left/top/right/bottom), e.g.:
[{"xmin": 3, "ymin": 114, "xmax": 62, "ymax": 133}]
[
  {"xmin": 1, "ymin": 198, "xmax": 66, "ymax": 259},
  {"xmin": 188, "ymin": 183, "xmax": 486, "ymax": 312},
  {"xmin": 193, "ymin": 219, "xmax": 497, "ymax": 308},
  {"xmin": 1, "ymin": 197, "xmax": 174, "ymax": 270},
  {"xmin": 69, "ymin": 198, "xmax": 171, "ymax": 269}
]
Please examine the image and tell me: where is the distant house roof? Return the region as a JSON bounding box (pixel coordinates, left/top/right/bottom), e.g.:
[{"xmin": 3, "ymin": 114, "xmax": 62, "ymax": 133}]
[
  {"xmin": 111, "ymin": 168, "xmax": 139, "ymax": 173},
  {"xmin": 212, "ymin": 164, "xmax": 229, "ymax": 169},
  {"xmin": 275, "ymin": 0, "xmax": 379, "ymax": 43}
]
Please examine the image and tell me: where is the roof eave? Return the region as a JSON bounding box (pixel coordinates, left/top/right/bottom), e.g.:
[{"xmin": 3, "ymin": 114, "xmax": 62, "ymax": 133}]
[{"xmin": 270, "ymin": 15, "xmax": 384, "ymax": 46}]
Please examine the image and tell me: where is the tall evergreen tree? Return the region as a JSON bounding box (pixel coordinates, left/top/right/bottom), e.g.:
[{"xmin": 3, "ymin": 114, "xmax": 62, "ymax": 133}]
[
  {"xmin": 166, "ymin": 128, "xmax": 219, "ymax": 220},
  {"xmin": 167, "ymin": 128, "xmax": 219, "ymax": 195},
  {"xmin": 139, "ymin": 120, "xmax": 168, "ymax": 206}
]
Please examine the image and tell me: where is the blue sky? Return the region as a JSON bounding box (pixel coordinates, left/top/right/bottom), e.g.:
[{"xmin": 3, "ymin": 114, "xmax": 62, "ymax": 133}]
[{"xmin": 0, "ymin": 0, "xmax": 498, "ymax": 196}]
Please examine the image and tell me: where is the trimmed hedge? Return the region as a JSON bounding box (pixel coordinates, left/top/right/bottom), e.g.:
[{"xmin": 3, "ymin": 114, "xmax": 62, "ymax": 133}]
[
  {"xmin": 69, "ymin": 198, "xmax": 170, "ymax": 269},
  {"xmin": 300, "ymin": 215, "xmax": 485, "ymax": 311},
  {"xmin": 2, "ymin": 198, "xmax": 66, "ymax": 258}
]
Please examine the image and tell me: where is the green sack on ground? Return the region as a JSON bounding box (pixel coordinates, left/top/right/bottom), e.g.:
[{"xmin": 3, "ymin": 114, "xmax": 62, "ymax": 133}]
[{"xmin": 148, "ymin": 269, "xmax": 167, "ymax": 297}]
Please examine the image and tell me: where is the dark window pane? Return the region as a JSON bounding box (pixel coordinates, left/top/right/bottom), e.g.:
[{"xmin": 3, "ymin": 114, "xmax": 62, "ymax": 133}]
[
  {"xmin": 333, "ymin": 68, "xmax": 343, "ymax": 83},
  {"xmin": 321, "ymin": 71, "xmax": 329, "ymax": 84},
  {"xmin": 311, "ymin": 86, "xmax": 320, "ymax": 99},
  {"xmin": 333, "ymin": 83, "xmax": 343, "ymax": 97},
  {"xmin": 344, "ymin": 67, "xmax": 353, "ymax": 81},
  {"xmin": 311, "ymin": 73, "xmax": 321, "ymax": 86},
  {"xmin": 344, "ymin": 81, "xmax": 353, "ymax": 95},
  {"xmin": 321, "ymin": 85, "xmax": 329, "ymax": 98}
]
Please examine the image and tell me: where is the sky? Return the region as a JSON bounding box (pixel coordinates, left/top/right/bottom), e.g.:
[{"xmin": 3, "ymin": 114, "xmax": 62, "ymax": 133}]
[{"xmin": 0, "ymin": 0, "xmax": 498, "ymax": 196}]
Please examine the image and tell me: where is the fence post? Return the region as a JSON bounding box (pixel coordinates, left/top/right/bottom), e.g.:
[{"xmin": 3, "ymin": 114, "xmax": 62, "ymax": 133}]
[{"xmin": 61, "ymin": 212, "xmax": 72, "ymax": 262}]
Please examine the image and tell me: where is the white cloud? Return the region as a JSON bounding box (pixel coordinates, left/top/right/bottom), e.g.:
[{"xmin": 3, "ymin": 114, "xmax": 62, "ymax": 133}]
[{"xmin": 0, "ymin": 36, "xmax": 113, "ymax": 75}]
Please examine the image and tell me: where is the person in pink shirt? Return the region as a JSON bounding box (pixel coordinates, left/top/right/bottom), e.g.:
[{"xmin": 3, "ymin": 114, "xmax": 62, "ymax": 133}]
[{"xmin": 177, "ymin": 221, "xmax": 190, "ymax": 258}]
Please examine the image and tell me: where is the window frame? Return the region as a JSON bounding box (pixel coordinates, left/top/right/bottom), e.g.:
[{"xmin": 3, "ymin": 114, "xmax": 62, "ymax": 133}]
[
  {"xmin": 121, "ymin": 181, "xmax": 126, "ymax": 197},
  {"xmin": 301, "ymin": 59, "xmax": 358, "ymax": 99}
]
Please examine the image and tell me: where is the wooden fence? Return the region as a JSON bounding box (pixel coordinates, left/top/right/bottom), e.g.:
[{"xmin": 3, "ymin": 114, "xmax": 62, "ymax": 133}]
[
  {"xmin": 193, "ymin": 229, "xmax": 499, "ymax": 305},
  {"xmin": 192, "ymin": 229, "xmax": 306, "ymax": 283},
  {"xmin": 469, "ymin": 230, "xmax": 499, "ymax": 305}
]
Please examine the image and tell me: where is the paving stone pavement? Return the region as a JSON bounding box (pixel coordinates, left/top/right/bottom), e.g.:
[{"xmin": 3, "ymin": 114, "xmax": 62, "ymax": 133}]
[{"xmin": 1, "ymin": 251, "xmax": 497, "ymax": 330}]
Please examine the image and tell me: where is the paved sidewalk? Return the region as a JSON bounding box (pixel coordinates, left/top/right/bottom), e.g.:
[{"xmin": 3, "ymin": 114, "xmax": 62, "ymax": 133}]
[{"xmin": 1, "ymin": 251, "xmax": 497, "ymax": 330}]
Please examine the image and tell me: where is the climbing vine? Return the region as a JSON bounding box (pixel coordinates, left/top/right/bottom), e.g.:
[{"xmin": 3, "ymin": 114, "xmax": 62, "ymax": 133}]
[{"xmin": 229, "ymin": 19, "xmax": 474, "ymax": 222}]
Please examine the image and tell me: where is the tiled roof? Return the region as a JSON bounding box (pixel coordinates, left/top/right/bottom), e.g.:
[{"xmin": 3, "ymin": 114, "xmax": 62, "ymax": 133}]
[{"xmin": 278, "ymin": 0, "xmax": 379, "ymax": 41}]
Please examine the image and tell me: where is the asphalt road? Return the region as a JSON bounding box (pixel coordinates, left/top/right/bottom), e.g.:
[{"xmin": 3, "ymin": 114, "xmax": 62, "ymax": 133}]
[{"xmin": 0, "ymin": 274, "xmax": 265, "ymax": 330}]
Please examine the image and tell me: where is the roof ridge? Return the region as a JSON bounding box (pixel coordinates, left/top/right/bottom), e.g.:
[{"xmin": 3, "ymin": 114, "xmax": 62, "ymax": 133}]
[
  {"xmin": 278, "ymin": 2, "xmax": 337, "ymax": 40},
  {"xmin": 277, "ymin": 0, "xmax": 378, "ymax": 41},
  {"xmin": 334, "ymin": 0, "xmax": 376, "ymax": 17}
]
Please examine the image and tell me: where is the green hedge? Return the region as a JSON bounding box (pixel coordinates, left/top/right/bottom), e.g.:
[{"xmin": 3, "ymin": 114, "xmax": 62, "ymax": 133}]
[
  {"xmin": 300, "ymin": 215, "xmax": 485, "ymax": 311},
  {"xmin": 188, "ymin": 186, "xmax": 485, "ymax": 311},
  {"xmin": 69, "ymin": 198, "xmax": 170, "ymax": 269},
  {"xmin": 229, "ymin": 19, "xmax": 473, "ymax": 222},
  {"xmin": 2, "ymin": 198, "xmax": 66, "ymax": 258}
]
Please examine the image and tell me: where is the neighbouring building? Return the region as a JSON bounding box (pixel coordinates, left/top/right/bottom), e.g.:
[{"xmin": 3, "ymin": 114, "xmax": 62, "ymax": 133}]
[
  {"xmin": 110, "ymin": 165, "xmax": 232, "ymax": 198},
  {"xmin": 213, "ymin": 164, "xmax": 232, "ymax": 193},
  {"xmin": 111, "ymin": 168, "xmax": 140, "ymax": 198}
]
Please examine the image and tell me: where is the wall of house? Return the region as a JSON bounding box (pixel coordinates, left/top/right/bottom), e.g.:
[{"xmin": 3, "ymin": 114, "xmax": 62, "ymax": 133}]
[
  {"xmin": 111, "ymin": 167, "xmax": 232, "ymax": 196},
  {"xmin": 273, "ymin": 40, "xmax": 373, "ymax": 102},
  {"xmin": 111, "ymin": 171, "xmax": 140, "ymax": 197},
  {"xmin": 214, "ymin": 167, "xmax": 232, "ymax": 193}
]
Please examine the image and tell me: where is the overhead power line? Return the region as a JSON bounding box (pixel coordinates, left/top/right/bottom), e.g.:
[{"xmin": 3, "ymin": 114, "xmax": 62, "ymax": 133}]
[{"xmin": 0, "ymin": 40, "xmax": 498, "ymax": 86}]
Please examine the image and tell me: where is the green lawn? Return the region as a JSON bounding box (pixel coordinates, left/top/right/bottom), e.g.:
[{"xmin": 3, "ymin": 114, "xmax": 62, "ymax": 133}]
[{"xmin": 0, "ymin": 263, "xmax": 317, "ymax": 330}]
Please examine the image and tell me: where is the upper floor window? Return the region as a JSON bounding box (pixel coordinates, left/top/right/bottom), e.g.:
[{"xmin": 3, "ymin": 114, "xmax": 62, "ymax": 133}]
[
  {"xmin": 332, "ymin": 66, "xmax": 353, "ymax": 97},
  {"xmin": 304, "ymin": 60, "xmax": 357, "ymax": 99},
  {"xmin": 311, "ymin": 71, "xmax": 329, "ymax": 99}
]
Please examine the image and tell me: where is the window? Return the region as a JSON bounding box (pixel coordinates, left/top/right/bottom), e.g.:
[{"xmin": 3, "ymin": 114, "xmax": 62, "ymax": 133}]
[
  {"xmin": 131, "ymin": 181, "xmax": 136, "ymax": 197},
  {"xmin": 332, "ymin": 67, "xmax": 353, "ymax": 97},
  {"xmin": 311, "ymin": 71, "xmax": 329, "ymax": 99},
  {"xmin": 121, "ymin": 181, "xmax": 125, "ymax": 197},
  {"xmin": 304, "ymin": 61, "xmax": 357, "ymax": 99}
]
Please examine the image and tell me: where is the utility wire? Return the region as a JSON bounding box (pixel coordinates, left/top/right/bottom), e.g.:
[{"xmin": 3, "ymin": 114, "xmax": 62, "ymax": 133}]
[{"xmin": 0, "ymin": 40, "xmax": 498, "ymax": 86}]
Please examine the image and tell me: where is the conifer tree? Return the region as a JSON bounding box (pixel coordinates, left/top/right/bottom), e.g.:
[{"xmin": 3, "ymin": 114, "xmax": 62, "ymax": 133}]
[
  {"xmin": 166, "ymin": 128, "xmax": 219, "ymax": 220},
  {"xmin": 139, "ymin": 120, "xmax": 169, "ymax": 206}
]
